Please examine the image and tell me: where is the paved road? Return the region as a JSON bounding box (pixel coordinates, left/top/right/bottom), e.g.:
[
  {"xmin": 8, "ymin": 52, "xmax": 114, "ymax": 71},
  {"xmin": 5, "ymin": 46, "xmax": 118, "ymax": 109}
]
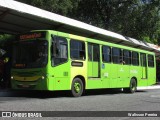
[{"xmin": 0, "ymin": 89, "xmax": 160, "ymax": 120}]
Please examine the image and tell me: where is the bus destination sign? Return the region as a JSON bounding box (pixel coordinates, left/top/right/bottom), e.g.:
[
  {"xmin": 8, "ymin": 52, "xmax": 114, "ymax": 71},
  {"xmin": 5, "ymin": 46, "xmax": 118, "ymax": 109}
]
[{"xmin": 19, "ymin": 32, "xmax": 46, "ymax": 40}]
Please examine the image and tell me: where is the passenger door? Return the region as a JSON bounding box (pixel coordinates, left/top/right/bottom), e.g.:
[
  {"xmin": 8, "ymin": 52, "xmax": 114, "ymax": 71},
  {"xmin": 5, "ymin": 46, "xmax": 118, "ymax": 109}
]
[
  {"xmin": 88, "ymin": 43, "xmax": 100, "ymax": 78},
  {"xmin": 118, "ymin": 50, "xmax": 131, "ymax": 87},
  {"xmin": 140, "ymin": 53, "xmax": 147, "ymax": 79}
]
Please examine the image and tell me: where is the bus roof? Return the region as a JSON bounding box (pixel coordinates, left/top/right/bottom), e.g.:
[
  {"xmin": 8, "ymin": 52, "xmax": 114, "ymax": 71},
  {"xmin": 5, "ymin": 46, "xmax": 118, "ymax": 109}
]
[{"xmin": 0, "ymin": 0, "xmax": 160, "ymax": 57}]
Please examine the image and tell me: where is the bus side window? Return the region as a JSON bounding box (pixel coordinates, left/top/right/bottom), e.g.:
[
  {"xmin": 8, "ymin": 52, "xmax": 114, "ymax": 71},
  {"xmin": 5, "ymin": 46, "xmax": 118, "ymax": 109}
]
[
  {"xmin": 140, "ymin": 53, "xmax": 147, "ymax": 67},
  {"xmin": 123, "ymin": 50, "xmax": 131, "ymax": 65},
  {"xmin": 88, "ymin": 44, "xmax": 92, "ymax": 61},
  {"xmin": 148, "ymin": 54, "xmax": 154, "ymax": 67},
  {"xmin": 70, "ymin": 40, "xmax": 85, "ymax": 60},
  {"xmin": 93, "ymin": 44, "xmax": 99, "ymax": 61},
  {"xmin": 132, "ymin": 52, "xmax": 139, "ymax": 66},
  {"xmin": 102, "ymin": 45, "xmax": 111, "ymax": 63},
  {"xmin": 112, "ymin": 47, "xmax": 121, "ymax": 64}
]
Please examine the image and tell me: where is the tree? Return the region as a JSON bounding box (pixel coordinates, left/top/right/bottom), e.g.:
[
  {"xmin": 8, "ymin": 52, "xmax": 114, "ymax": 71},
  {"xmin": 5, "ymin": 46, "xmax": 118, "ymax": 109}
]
[
  {"xmin": 0, "ymin": 34, "xmax": 13, "ymax": 47},
  {"xmin": 72, "ymin": 0, "xmax": 160, "ymax": 44},
  {"xmin": 16, "ymin": 0, "xmax": 77, "ymax": 16}
]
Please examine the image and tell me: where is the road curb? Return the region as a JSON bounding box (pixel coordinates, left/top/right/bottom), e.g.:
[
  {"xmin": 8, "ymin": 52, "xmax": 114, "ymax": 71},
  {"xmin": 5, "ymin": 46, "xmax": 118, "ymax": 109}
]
[
  {"xmin": 1, "ymin": 85, "xmax": 160, "ymax": 92},
  {"xmin": 137, "ymin": 85, "xmax": 160, "ymax": 90}
]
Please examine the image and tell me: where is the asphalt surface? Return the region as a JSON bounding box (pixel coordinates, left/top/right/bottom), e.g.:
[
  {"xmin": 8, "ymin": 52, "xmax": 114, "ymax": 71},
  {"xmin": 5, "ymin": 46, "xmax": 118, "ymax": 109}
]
[{"xmin": 0, "ymin": 87, "xmax": 160, "ymax": 120}]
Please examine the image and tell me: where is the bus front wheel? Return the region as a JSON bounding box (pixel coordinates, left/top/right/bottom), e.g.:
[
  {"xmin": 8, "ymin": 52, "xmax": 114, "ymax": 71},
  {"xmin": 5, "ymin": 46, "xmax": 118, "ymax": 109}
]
[
  {"xmin": 71, "ymin": 78, "xmax": 83, "ymax": 97},
  {"xmin": 124, "ymin": 78, "xmax": 137, "ymax": 93}
]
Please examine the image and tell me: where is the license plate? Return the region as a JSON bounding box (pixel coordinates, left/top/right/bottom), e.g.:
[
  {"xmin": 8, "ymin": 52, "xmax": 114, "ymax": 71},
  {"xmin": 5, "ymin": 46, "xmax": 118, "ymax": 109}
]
[{"xmin": 22, "ymin": 84, "xmax": 29, "ymax": 88}]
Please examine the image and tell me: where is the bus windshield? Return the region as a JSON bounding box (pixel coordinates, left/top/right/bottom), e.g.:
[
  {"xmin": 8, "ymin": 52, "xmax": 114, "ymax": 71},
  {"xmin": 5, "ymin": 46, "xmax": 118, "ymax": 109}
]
[{"xmin": 12, "ymin": 40, "xmax": 48, "ymax": 69}]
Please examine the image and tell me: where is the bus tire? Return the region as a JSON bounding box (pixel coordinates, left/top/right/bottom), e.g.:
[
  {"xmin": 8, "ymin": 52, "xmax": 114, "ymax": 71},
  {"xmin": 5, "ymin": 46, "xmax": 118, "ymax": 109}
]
[
  {"xmin": 71, "ymin": 78, "xmax": 83, "ymax": 97},
  {"xmin": 124, "ymin": 78, "xmax": 137, "ymax": 93}
]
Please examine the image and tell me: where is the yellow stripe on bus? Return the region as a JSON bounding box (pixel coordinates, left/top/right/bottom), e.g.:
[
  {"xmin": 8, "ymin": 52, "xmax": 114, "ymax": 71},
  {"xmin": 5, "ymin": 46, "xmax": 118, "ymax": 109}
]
[{"xmin": 70, "ymin": 34, "xmax": 86, "ymax": 41}]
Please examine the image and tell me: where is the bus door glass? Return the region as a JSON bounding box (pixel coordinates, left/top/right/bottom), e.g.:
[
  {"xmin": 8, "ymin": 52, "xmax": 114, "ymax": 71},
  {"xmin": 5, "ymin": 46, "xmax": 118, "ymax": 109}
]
[
  {"xmin": 88, "ymin": 43, "xmax": 100, "ymax": 78},
  {"xmin": 140, "ymin": 53, "xmax": 147, "ymax": 79},
  {"xmin": 118, "ymin": 50, "xmax": 131, "ymax": 87}
]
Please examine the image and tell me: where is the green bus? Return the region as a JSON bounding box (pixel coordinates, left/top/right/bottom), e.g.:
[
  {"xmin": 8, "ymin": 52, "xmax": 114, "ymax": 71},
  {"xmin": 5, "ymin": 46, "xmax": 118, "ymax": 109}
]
[{"xmin": 11, "ymin": 30, "xmax": 156, "ymax": 97}]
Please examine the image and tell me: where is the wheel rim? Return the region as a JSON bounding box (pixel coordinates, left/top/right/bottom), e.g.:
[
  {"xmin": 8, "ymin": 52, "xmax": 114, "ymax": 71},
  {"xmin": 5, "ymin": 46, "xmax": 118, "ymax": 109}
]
[{"xmin": 74, "ymin": 82, "xmax": 81, "ymax": 93}]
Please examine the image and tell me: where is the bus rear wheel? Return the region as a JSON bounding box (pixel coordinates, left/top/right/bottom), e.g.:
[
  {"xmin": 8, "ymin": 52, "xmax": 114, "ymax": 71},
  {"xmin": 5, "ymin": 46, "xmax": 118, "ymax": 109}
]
[
  {"xmin": 124, "ymin": 78, "xmax": 137, "ymax": 93},
  {"xmin": 71, "ymin": 78, "xmax": 83, "ymax": 97}
]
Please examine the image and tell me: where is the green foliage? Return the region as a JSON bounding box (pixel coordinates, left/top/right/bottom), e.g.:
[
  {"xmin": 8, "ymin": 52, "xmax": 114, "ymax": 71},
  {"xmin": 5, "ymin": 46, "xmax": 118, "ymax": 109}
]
[
  {"xmin": 19, "ymin": 0, "xmax": 76, "ymax": 16},
  {"xmin": 72, "ymin": 0, "xmax": 160, "ymax": 44},
  {"xmin": 0, "ymin": 34, "xmax": 14, "ymax": 48},
  {"xmin": 0, "ymin": 34, "xmax": 12, "ymax": 43}
]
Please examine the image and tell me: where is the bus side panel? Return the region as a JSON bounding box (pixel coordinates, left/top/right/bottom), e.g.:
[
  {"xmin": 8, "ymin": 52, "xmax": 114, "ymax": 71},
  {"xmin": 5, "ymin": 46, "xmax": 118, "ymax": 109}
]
[
  {"xmin": 86, "ymin": 62, "xmax": 102, "ymax": 89},
  {"xmin": 70, "ymin": 60, "xmax": 87, "ymax": 89},
  {"xmin": 147, "ymin": 55, "xmax": 156, "ymax": 86},
  {"xmin": 86, "ymin": 79, "xmax": 102, "ymax": 89},
  {"xmin": 136, "ymin": 67, "xmax": 149, "ymax": 87},
  {"xmin": 147, "ymin": 67, "xmax": 156, "ymax": 86},
  {"xmin": 117, "ymin": 64, "xmax": 130, "ymax": 88},
  {"xmin": 48, "ymin": 61, "xmax": 71, "ymax": 91},
  {"xmin": 130, "ymin": 66, "xmax": 140, "ymax": 86},
  {"xmin": 101, "ymin": 63, "xmax": 111, "ymax": 88},
  {"xmin": 86, "ymin": 61, "xmax": 102, "ymax": 89},
  {"xmin": 110, "ymin": 64, "xmax": 119, "ymax": 88},
  {"xmin": 48, "ymin": 31, "xmax": 71, "ymax": 91}
]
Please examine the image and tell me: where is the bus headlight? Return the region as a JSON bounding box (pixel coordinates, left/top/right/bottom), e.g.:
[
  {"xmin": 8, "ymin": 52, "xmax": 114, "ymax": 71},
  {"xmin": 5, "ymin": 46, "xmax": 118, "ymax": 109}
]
[
  {"xmin": 41, "ymin": 76, "xmax": 45, "ymax": 79},
  {"xmin": 11, "ymin": 76, "xmax": 14, "ymax": 79}
]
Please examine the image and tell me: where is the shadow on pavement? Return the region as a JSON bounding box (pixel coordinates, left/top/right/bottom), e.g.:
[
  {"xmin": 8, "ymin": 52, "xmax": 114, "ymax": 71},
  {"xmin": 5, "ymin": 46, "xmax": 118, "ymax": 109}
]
[
  {"xmin": 0, "ymin": 88, "xmax": 148, "ymax": 99},
  {"xmin": 136, "ymin": 90, "xmax": 147, "ymax": 92},
  {"xmin": 0, "ymin": 89, "xmax": 69, "ymax": 98}
]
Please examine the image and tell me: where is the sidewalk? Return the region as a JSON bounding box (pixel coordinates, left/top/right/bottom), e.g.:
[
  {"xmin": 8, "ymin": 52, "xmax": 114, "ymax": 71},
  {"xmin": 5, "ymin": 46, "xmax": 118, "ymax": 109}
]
[{"xmin": 137, "ymin": 82, "xmax": 160, "ymax": 90}]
